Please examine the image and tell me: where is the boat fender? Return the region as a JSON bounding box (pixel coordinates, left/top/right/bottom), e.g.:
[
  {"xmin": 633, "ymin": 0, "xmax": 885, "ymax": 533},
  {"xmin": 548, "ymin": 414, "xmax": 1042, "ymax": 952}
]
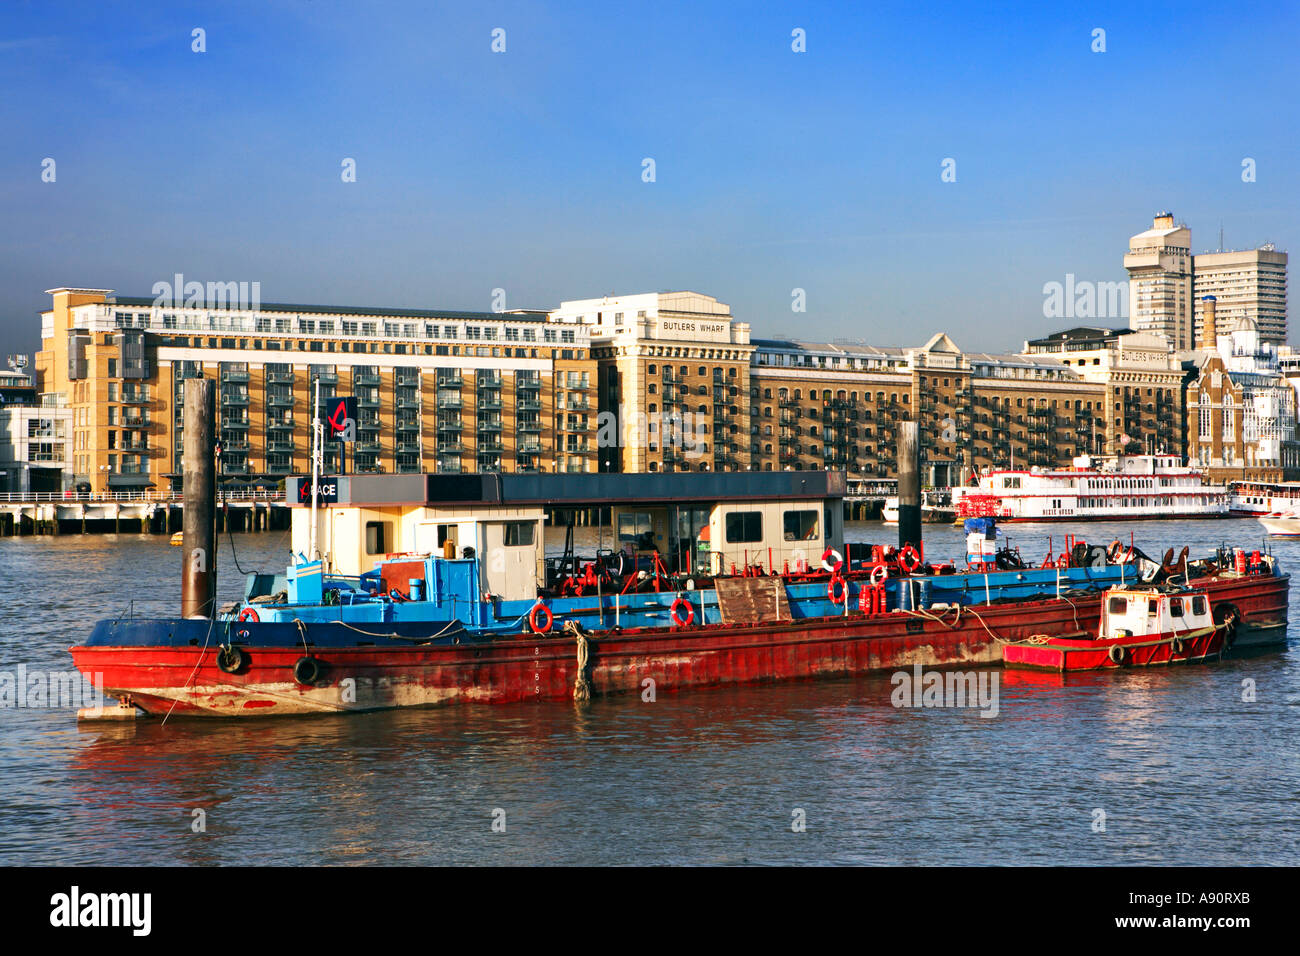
[
  {"xmin": 827, "ymin": 575, "xmax": 847, "ymax": 604},
  {"xmin": 869, "ymin": 563, "xmax": 888, "ymax": 587},
  {"xmin": 670, "ymin": 596, "xmax": 695, "ymax": 627},
  {"xmin": 899, "ymin": 544, "xmax": 923, "ymax": 574},
  {"xmin": 216, "ymin": 645, "xmax": 247, "ymax": 674},
  {"xmin": 236, "ymin": 606, "xmax": 260, "ymax": 623},
  {"xmin": 1171, "ymin": 637, "xmax": 1185, "ymax": 655},
  {"xmin": 292, "ymin": 656, "xmax": 324, "ymax": 686},
  {"xmin": 1108, "ymin": 644, "xmax": 1127, "ymax": 665},
  {"xmin": 528, "ymin": 603, "xmax": 553, "ymax": 634},
  {"xmin": 821, "ymin": 548, "xmax": 843, "ymax": 573}
]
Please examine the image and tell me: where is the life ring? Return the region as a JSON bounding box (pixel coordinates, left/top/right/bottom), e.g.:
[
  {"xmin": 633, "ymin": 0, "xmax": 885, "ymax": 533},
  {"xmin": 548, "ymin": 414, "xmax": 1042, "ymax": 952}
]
[
  {"xmin": 828, "ymin": 575, "xmax": 846, "ymax": 604},
  {"xmin": 1108, "ymin": 644, "xmax": 1127, "ymax": 665},
  {"xmin": 528, "ymin": 603, "xmax": 553, "ymax": 634},
  {"xmin": 293, "ymin": 656, "xmax": 324, "ymax": 685},
  {"xmin": 216, "ymin": 645, "xmax": 247, "ymax": 674},
  {"xmin": 899, "ymin": 544, "xmax": 923, "ymax": 574},
  {"xmin": 1107, "ymin": 540, "xmax": 1124, "ymax": 562},
  {"xmin": 821, "ymin": 548, "xmax": 843, "ymax": 573},
  {"xmin": 869, "ymin": 563, "xmax": 888, "ymax": 587},
  {"xmin": 236, "ymin": 606, "xmax": 260, "ymax": 623},
  {"xmin": 671, "ymin": 596, "xmax": 695, "ymax": 627}
]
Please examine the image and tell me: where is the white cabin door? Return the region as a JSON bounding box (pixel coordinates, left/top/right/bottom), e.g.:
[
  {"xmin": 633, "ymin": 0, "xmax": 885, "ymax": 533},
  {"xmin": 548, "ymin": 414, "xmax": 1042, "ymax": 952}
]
[{"xmin": 481, "ymin": 520, "xmax": 537, "ymax": 600}]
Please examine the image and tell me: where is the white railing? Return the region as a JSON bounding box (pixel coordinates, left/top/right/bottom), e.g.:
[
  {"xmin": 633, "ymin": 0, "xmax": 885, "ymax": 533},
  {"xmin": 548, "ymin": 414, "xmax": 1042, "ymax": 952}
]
[{"xmin": 0, "ymin": 489, "xmax": 285, "ymax": 504}]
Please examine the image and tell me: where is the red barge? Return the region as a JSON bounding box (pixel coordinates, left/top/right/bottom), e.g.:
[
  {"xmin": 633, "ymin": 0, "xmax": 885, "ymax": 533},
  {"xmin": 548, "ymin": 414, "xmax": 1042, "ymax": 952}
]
[{"xmin": 70, "ymin": 472, "xmax": 1289, "ymax": 718}]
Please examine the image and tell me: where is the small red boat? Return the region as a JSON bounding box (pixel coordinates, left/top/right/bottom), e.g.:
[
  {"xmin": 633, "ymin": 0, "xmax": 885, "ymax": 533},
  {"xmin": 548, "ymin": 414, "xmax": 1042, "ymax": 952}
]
[{"xmin": 1002, "ymin": 586, "xmax": 1228, "ymax": 671}]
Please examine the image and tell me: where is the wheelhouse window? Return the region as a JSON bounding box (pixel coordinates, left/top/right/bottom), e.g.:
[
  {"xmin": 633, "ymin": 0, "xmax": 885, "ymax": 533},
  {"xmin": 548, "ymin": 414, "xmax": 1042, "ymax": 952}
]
[
  {"xmin": 365, "ymin": 521, "xmax": 392, "ymax": 555},
  {"xmin": 504, "ymin": 521, "xmax": 534, "ymax": 547},
  {"xmin": 783, "ymin": 510, "xmax": 818, "ymax": 541},
  {"xmin": 1107, "ymin": 596, "xmax": 1127, "ymax": 615},
  {"xmin": 725, "ymin": 511, "xmax": 763, "ymax": 543}
]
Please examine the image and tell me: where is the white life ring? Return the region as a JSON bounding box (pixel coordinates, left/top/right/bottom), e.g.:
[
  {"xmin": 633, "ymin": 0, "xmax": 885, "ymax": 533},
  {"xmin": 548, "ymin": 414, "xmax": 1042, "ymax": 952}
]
[{"xmin": 821, "ymin": 548, "xmax": 843, "ymax": 573}]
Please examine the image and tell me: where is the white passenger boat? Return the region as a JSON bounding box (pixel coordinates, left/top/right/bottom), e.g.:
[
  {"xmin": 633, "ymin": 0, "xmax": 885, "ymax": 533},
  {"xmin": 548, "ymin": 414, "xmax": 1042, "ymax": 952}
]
[
  {"xmin": 952, "ymin": 454, "xmax": 1229, "ymax": 522},
  {"xmin": 881, "ymin": 492, "xmax": 955, "ymax": 524},
  {"xmin": 1259, "ymin": 513, "xmax": 1300, "ymax": 538},
  {"xmin": 1230, "ymin": 480, "xmax": 1300, "ymax": 517}
]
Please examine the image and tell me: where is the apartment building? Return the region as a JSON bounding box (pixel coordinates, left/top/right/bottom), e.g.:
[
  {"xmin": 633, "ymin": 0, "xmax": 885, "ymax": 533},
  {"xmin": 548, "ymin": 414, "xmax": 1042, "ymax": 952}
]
[
  {"xmin": 0, "ymin": 358, "xmax": 71, "ymax": 494},
  {"xmin": 1192, "ymin": 245, "xmax": 1288, "ymax": 347},
  {"xmin": 1022, "ymin": 327, "xmax": 1186, "ymax": 457},
  {"xmin": 1125, "ymin": 212, "xmax": 1194, "ymax": 350},
  {"xmin": 35, "ymin": 289, "xmax": 598, "ymax": 493},
  {"xmin": 747, "ymin": 333, "xmax": 1105, "ymax": 486},
  {"xmin": 553, "ymin": 292, "xmax": 754, "ymax": 474}
]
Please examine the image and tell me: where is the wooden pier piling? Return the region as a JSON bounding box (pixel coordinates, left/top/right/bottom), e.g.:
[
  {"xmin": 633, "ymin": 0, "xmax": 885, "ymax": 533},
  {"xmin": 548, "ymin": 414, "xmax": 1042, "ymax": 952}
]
[
  {"xmin": 897, "ymin": 420, "xmax": 922, "ymax": 551},
  {"xmin": 181, "ymin": 378, "xmax": 218, "ymax": 619}
]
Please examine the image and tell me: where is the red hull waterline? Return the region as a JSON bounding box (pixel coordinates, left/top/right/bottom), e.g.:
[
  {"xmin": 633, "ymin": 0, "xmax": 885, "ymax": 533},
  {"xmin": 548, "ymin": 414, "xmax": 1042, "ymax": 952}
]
[{"xmin": 70, "ymin": 572, "xmax": 1288, "ymax": 717}]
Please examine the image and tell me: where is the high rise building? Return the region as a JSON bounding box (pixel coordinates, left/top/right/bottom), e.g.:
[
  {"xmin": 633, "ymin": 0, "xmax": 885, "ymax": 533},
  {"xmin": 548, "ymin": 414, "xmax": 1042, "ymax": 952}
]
[
  {"xmin": 1125, "ymin": 212, "xmax": 1194, "ymax": 350},
  {"xmin": 1192, "ymin": 245, "xmax": 1288, "ymax": 346}
]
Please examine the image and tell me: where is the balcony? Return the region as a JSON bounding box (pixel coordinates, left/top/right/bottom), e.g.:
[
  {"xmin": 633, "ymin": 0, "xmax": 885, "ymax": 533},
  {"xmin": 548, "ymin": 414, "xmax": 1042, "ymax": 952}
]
[
  {"xmin": 268, "ymin": 419, "xmax": 294, "ymax": 432},
  {"xmin": 357, "ymin": 396, "xmax": 380, "ymax": 409},
  {"xmin": 355, "ymin": 441, "xmax": 383, "ymax": 454},
  {"xmin": 517, "ymin": 439, "xmax": 542, "ymax": 454},
  {"xmin": 436, "ymin": 375, "xmax": 461, "ymax": 388},
  {"xmin": 477, "ymin": 420, "xmax": 503, "ymax": 433},
  {"xmin": 268, "ymin": 394, "xmax": 295, "ymax": 408},
  {"xmin": 397, "ymin": 394, "xmax": 421, "ymax": 409},
  {"xmin": 222, "ymin": 419, "xmax": 250, "ymax": 430},
  {"xmin": 517, "ymin": 378, "xmax": 541, "ymax": 391},
  {"xmin": 121, "ymin": 414, "xmax": 153, "ymax": 428},
  {"xmin": 220, "ymin": 370, "xmax": 250, "ymax": 384},
  {"xmin": 516, "ymin": 397, "xmax": 542, "ymax": 412},
  {"xmin": 121, "ymin": 393, "xmax": 152, "ymax": 406},
  {"xmin": 354, "ymin": 372, "xmax": 381, "ymax": 387},
  {"xmin": 477, "ymin": 395, "xmax": 504, "ymax": 410},
  {"xmin": 397, "ymin": 441, "xmax": 421, "ymax": 454},
  {"xmin": 478, "ymin": 441, "xmax": 505, "ymax": 453},
  {"xmin": 119, "ymin": 441, "xmax": 151, "ymax": 453},
  {"xmin": 437, "ymin": 460, "xmax": 463, "ymax": 473},
  {"xmin": 517, "ymin": 420, "xmax": 542, "ymax": 433},
  {"xmin": 437, "ymin": 393, "xmax": 462, "ymax": 409},
  {"xmin": 437, "ymin": 441, "xmax": 463, "ymax": 454},
  {"xmin": 268, "ymin": 440, "xmax": 295, "ymax": 453},
  {"xmin": 221, "ymin": 393, "xmax": 250, "ymax": 407},
  {"xmin": 311, "ymin": 371, "xmax": 339, "ymax": 386},
  {"xmin": 437, "ymin": 419, "xmax": 462, "ymax": 432},
  {"xmin": 477, "ymin": 375, "xmax": 503, "ymax": 389},
  {"xmin": 266, "ymin": 371, "xmax": 294, "ymax": 385}
]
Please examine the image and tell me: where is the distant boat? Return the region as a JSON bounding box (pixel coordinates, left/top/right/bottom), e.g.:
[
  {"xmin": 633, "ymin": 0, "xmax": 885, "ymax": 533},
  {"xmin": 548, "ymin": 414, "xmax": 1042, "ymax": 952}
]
[
  {"xmin": 1259, "ymin": 513, "xmax": 1300, "ymax": 538},
  {"xmin": 881, "ymin": 493, "xmax": 954, "ymax": 524},
  {"xmin": 169, "ymin": 531, "xmax": 183, "ymax": 547},
  {"xmin": 953, "ymin": 454, "xmax": 1228, "ymax": 522}
]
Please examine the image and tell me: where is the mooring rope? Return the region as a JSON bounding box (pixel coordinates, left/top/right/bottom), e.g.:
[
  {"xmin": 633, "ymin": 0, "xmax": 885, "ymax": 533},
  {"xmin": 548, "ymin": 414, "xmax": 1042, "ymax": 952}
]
[{"xmin": 565, "ymin": 620, "xmax": 593, "ymax": 701}]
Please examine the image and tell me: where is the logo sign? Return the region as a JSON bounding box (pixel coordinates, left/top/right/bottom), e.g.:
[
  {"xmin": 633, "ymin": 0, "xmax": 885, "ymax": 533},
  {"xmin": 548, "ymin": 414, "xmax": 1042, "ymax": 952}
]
[
  {"xmin": 322, "ymin": 396, "xmax": 357, "ymax": 442},
  {"xmin": 297, "ymin": 477, "xmax": 339, "ymax": 504}
]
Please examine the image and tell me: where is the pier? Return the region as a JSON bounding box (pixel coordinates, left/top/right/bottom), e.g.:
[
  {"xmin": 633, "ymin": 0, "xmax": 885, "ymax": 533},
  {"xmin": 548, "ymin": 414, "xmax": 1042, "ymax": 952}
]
[{"xmin": 0, "ymin": 488, "xmax": 288, "ymax": 536}]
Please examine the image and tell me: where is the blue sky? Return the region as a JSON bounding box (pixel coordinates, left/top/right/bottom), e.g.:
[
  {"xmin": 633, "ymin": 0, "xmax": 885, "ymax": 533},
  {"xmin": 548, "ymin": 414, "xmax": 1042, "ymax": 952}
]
[{"xmin": 1, "ymin": 0, "xmax": 1296, "ymax": 360}]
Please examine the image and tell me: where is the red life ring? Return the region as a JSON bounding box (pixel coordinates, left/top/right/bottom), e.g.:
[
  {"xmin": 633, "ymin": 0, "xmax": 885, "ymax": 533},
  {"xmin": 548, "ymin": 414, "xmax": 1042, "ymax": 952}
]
[
  {"xmin": 869, "ymin": 562, "xmax": 888, "ymax": 587},
  {"xmin": 820, "ymin": 548, "xmax": 843, "ymax": 573},
  {"xmin": 671, "ymin": 596, "xmax": 695, "ymax": 627},
  {"xmin": 528, "ymin": 603, "xmax": 553, "ymax": 634},
  {"xmin": 828, "ymin": 575, "xmax": 847, "ymax": 604},
  {"xmin": 237, "ymin": 606, "xmax": 260, "ymax": 623},
  {"xmin": 899, "ymin": 544, "xmax": 923, "ymax": 573}
]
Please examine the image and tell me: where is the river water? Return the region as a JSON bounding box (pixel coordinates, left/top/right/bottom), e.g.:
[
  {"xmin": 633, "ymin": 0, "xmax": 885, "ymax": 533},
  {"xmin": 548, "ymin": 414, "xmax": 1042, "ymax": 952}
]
[{"xmin": 1, "ymin": 518, "xmax": 1296, "ymax": 865}]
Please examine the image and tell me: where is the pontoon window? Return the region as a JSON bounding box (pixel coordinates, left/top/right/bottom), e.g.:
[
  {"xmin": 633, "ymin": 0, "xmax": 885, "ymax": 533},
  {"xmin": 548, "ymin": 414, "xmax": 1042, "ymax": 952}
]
[
  {"xmin": 618, "ymin": 512, "xmax": 654, "ymax": 548},
  {"xmin": 365, "ymin": 521, "xmax": 391, "ymax": 555},
  {"xmin": 783, "ymin": 510, "xmax": 818, "ymax": 541},
  {"xmin": 1192, "ymin": 596, "xmax": 1207, "ymax": 616},
  {"xmin": 725, "ymin": 511, "xmax": 763, "ymax": 543},
  {"xmin": 1107, "ymin": 596, "xmax": 1127, "ymax": 615},
  {"xmin": 504, "ymin": 521, "xmax": 534, "ymax": 547},
  {"xmin": 1169, "ymin": 598, "xmax": 1184, "ymax": 618}
]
